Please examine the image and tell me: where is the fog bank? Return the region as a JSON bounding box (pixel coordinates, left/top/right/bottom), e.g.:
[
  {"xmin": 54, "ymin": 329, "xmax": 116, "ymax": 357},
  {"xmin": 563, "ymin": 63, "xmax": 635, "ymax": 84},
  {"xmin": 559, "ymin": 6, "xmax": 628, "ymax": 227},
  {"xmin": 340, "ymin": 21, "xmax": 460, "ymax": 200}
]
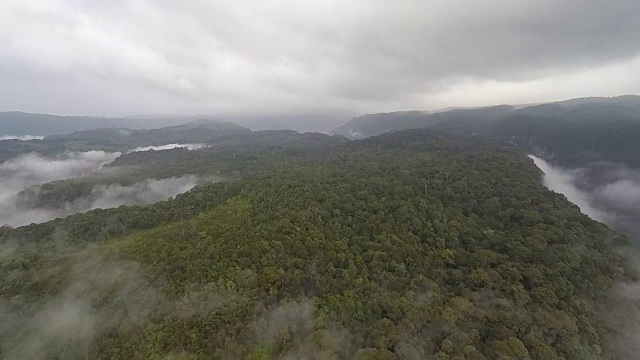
[
  {"xmin": 529, "ymin": 155, "xmax": 607, "ymax": 221},
  {"xmin": 530, "ymin": 155, "xmax": 640, "ymax": 241}
]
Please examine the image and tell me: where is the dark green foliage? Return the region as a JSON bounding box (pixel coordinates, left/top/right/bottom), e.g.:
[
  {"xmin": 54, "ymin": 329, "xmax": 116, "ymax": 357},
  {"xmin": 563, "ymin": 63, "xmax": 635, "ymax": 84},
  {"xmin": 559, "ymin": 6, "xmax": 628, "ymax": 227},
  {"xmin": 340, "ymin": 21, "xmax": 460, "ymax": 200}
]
[
  {"xmin": 13, "ymin": 131, "xmax": 347, "ymax": 210},
  {"xmin": 0, "ymin": 129, "xmax": 635, "ymax": 359}
]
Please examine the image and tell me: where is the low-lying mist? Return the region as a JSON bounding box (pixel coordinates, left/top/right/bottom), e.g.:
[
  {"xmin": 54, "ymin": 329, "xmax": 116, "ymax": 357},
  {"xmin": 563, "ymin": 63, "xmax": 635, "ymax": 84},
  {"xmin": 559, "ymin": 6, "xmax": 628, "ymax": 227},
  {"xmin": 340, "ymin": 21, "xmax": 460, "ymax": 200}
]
[
  {"xmin": 0, "ymin": 149, "xmax": 204, "ymax": 227},
  {"xmin": 530, "ymin": 156, "xmax": 640, "ymax": 359},
  {"xmin": 1, "ymin": 175, "xmax": 201, "ymax": 227},
  {"xmin": 0, "ymin": 245, "xmax": 160, "ymax": 360},
  {"xmin": 0, "ymin": 151, "xmax": 119, "ymax": 187},
  {"xmin": 128, "ymin": 143, "xmax": 206, "ymax": 152},
  {"xmin": 0, "ymin": 151, "xmax": 118, "ymax": 227},
  {"xmin": 529, "ymin": 155, "xmax": 640, "ymax": 241}
]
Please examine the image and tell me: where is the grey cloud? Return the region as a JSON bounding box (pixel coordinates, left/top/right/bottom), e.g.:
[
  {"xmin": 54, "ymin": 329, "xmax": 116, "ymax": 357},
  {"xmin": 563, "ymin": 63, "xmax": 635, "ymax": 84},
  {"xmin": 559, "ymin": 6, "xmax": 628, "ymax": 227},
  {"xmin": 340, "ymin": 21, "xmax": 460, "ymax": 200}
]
[{"xmin": 1, "ymin": 0, "xmax": 640, "ymax": 115}]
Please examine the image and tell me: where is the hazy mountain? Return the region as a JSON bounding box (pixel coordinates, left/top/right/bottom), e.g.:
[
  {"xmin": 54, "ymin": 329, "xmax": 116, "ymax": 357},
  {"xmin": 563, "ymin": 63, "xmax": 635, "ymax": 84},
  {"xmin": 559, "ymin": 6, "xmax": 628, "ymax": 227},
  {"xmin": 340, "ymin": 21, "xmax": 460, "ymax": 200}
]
[
  {"xmin": 331, "ymin": 110, "xmax": 432, "ymax": 138},
  {"xmin": 203, "ymin": 111, "xmax": 357, "ymax": 133},
  {"xmin": 332, "ymin": 106, "xmax": 519, "ymax": 138},
  {"xmin": 0, "ymin": 110, "xmax": 356, "ymax": 138},
  {"xmin": 0, "ymin": 120, "xmax": 250, "ymax": 162},
  {"xmin": 332, "ymin": 95, "xmax": 640, "ymax": 167},
  {"xmin": 0, "ymin": 112, "xmax": 196, "ymax": 136}
]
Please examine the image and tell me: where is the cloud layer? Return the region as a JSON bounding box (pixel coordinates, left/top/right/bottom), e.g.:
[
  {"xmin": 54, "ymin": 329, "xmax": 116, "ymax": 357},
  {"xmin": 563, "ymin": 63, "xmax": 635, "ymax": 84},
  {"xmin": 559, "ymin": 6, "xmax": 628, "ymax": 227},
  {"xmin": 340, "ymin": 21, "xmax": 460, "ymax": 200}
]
[{"xmin": 2, "ymin": 0, "xmax": 640, "ymax": 115}]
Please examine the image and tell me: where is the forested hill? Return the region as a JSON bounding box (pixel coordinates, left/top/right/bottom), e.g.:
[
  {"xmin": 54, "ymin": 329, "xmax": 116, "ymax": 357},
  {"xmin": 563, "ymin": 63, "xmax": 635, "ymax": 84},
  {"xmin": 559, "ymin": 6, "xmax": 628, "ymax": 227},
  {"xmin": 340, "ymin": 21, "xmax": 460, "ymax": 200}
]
[
  {"xmin": 332, "ymin": 95, "xmax": 640, "ymax": 167},
  {"xmin": 0, "ymin": 111, "xmax": 355, "ymax": 136},
  {"xmin": 1, "ymin": 128, "xmax": 636, "ymax": 359},
  {"xmin": 43, "ymin": 119, "xmax": 250, "ymax": 149},
  {"xmin": 0, "ymin": 112, "xmax": 196, "ymax": 136},
  {"xmin": 0, "ymin": 119, "xmax": 251, "ymax": 162}
]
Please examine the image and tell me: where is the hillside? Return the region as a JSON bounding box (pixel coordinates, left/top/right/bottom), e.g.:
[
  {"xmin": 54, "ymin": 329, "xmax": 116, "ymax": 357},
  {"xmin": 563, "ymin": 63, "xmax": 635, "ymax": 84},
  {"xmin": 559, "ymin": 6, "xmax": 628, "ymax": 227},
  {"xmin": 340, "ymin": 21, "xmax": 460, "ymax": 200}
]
[
  {"xmin": 0, "ymin": 112, "xmax": 194, "ymax": 136},
  {"xmin": 331, "ymin": 111, "xmax": 432, "ymax": 138},
  {"xmin": 15, "ymin": 130, "xmax": 348, "ymax": 211},
  {"xmin": 0, "ymin": 129, "xmax": 635, "ymax": 359},
  {"xmin": 0, "ymin": 111, "xmax": 356, "ymax": 137},
  {"xmin": 0, "ymin": 119, "xmax": 251, "ymax": 162},
  {"xmin": 332, "ymin": 96, "xmax": 640, "ymax": 167}
]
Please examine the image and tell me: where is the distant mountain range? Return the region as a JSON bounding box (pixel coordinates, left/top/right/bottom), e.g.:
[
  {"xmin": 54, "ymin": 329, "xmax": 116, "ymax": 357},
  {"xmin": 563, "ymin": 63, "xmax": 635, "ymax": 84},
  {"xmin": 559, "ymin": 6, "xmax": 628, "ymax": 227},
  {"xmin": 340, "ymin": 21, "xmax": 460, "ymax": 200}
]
[
  {"xmin": 0, "ymin": 112, "xmax": 197, "ymax": 136},
  {"xmin": 0, "ymin": 110, "xmax": 355, "ymax": 136},
  {"xmin": 332, "ymin": 95, "xmax": 640, "ymax": 167},
  {"xmin": 4, "ymin": 95, "xmax": 640, "ymax": 167},
  {"xmin": 0, "ymin": 119, "xmax": 250, "ymax": 162}
]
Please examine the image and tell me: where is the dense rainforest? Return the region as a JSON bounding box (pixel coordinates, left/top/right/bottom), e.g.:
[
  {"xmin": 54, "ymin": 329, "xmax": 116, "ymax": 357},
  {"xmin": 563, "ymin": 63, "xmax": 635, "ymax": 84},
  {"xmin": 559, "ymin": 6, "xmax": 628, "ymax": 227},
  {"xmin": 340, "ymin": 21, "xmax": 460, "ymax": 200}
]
[{"xmin": 1, "ymin": 128, "xmax": 636, "ymax": 359}]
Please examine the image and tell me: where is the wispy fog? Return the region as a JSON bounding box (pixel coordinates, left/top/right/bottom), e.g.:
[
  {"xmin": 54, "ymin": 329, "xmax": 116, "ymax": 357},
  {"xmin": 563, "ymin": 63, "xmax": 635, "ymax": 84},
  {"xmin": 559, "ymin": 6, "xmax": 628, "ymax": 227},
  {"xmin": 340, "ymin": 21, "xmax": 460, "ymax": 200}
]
[
  {"xmin": 0, "ymin": 151, "xmax": 201, "ymax": 227},
  {"xmin": 83, "ymin": 176, "xmax": 199, "ymax": 209},
  {"xmin": 0, "ymin": 151, "xmax": 118, "ymax": 226},
  {"xmin": 0, "ymin": 135, "xmax": 45, "ymax": 141},
  {"xmin": 129, "ymin": 143, "xmax": 206, "ymax": 152},
  {"xmin": 0, "ymin": 175, "xmax": 200, "ymax": 227},
  {"xmin": 0, "ymin": 151, "xmax": 119, "ymax": 193},
  {"xmin": 530, "ymin": 155, "xmax": 640, "ymax": 241},
  {"xmin": 529, "ymin": 155, "xmax": 607, "ymax": 221},
  {"xmin": 0, "ymin": 250, "xmax": 159, "ymax": 360}
]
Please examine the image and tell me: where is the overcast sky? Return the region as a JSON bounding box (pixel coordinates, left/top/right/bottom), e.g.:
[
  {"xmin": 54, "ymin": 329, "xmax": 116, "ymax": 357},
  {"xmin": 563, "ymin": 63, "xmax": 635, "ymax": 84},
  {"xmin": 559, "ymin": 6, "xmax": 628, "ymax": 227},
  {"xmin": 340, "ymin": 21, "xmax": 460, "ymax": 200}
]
[{"xmin": 1, "ymin": 0, "xmax": 640, "ymax": 116}]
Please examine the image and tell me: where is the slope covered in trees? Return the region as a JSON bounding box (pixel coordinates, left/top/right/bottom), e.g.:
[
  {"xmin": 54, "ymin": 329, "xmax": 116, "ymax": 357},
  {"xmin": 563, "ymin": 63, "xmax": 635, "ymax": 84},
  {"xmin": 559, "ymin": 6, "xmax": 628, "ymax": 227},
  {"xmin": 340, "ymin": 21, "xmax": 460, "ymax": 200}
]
[
  {"xmin": 0, "ymin": 129, "xmax": 636, "ymax": 359},
  {"xmin": 332, "ymin": 96, "xmax": 640, "ymax": 168},
  {"xmin": 0, "ymin": 119, "xmax": 250, "ymax": 162},
  {"xmin": 14, "ymin": 130, "xmax": 348, "ymax": 211}
]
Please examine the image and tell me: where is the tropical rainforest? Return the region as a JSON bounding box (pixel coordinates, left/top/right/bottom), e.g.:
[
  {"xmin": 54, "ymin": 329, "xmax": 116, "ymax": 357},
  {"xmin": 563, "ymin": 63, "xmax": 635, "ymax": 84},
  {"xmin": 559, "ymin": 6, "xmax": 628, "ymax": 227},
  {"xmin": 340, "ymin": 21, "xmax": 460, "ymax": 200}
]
[{"xmin": 1, "ymin": 116, "xmax": 638, "ymax": 359}]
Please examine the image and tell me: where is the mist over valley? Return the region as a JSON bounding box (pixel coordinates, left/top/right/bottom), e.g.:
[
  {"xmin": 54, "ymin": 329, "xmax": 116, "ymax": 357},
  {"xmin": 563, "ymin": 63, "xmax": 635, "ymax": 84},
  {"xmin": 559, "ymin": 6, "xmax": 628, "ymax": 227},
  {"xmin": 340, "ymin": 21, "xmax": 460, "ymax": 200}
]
[{"xmin": 531, "ymin": 156, "xmax": 640, "ymax": 242}]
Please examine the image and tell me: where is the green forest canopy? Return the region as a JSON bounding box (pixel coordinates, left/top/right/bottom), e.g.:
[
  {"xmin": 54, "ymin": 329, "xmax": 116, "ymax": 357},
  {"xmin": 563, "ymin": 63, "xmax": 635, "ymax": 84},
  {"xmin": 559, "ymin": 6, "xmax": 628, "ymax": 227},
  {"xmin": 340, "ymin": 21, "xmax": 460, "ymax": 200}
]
[{"xmin": 0, "ymin": 129, "xmax": 637, "ymax": 360}]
